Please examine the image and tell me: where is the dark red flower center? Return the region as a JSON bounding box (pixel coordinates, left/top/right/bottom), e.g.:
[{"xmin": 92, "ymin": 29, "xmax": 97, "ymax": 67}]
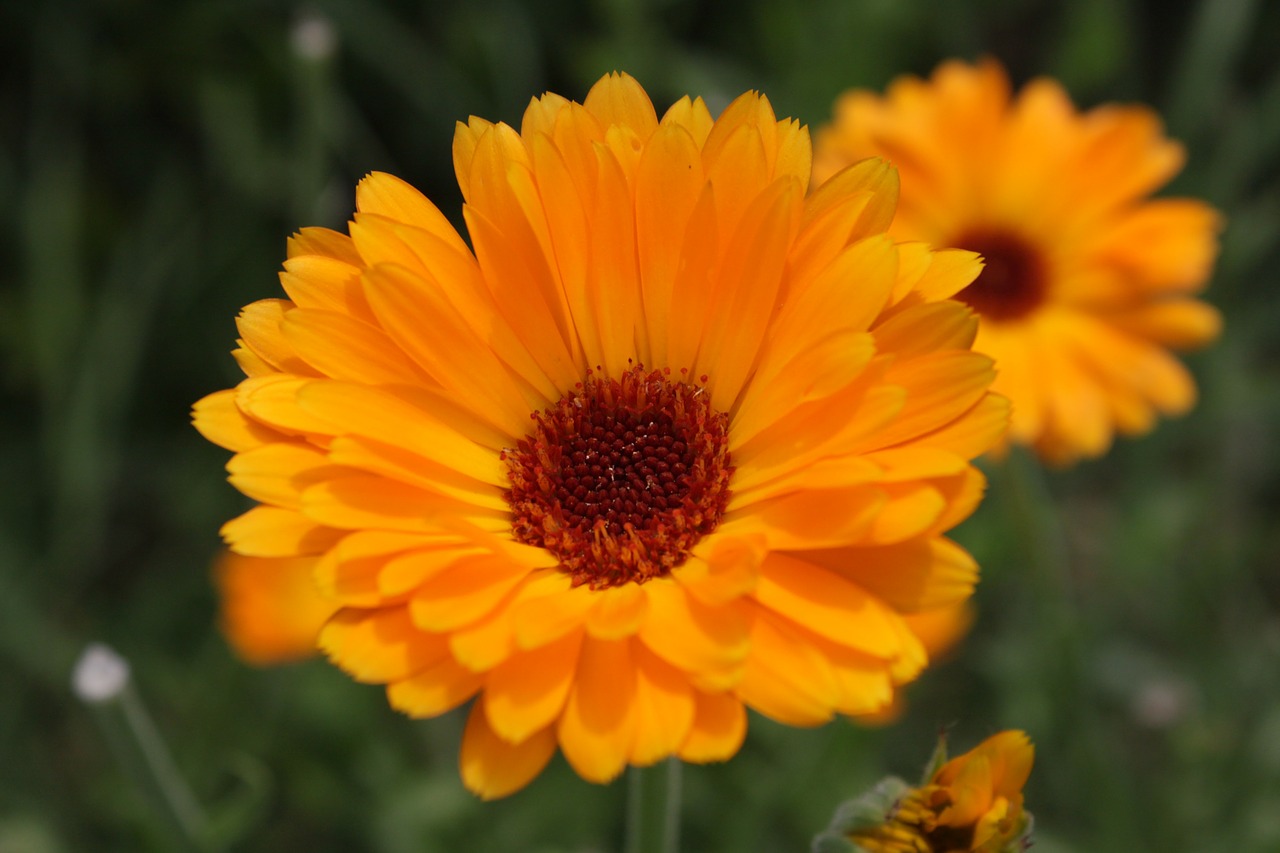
[
  {"xmin": 953, "ymin": 229, "xmax": 1047, "ymax": 321},
  {"xmin": 504, "ymin": 365, "xmax": 733, "ymax": 590}
]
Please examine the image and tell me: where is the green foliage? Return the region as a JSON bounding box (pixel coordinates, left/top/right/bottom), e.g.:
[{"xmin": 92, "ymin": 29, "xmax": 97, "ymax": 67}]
[{"xmin": 2, "ymin": 0, "xmax": 1279, "ymax": 850}]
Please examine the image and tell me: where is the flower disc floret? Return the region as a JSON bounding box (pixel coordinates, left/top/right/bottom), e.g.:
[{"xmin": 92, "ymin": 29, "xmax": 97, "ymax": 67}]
[{"xmin": 505, "ymin": 365, "xmax": 732, "ymax": 589}]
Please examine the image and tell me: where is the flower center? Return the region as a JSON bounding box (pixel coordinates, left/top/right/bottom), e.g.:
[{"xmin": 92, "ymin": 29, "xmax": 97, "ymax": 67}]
[
  {"xmin": 851, "ymin": 787, "xmax": 964, "ymax": 853},
  {"xmin": 953, "ymin": 229, "xmax": 1047, "ymax": 321},
  {"xmin": 503, "ymin": 365, "xmax": 733, "ymax": 590}
]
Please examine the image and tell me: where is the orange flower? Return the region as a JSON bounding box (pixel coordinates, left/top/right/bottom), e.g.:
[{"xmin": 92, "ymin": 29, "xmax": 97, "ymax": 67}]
[
  {"xmin": 194, "ymin": 72, "xmax": 1007, "ymax": 798},
  {"xmin": 835, "ymin": 730, "xmax": 1035, "ymax": 853},
  {"xmin": 814, "ymin": 59, "xmax": 1221, "ymax": 464},
  {"xmin": 214, "ymin": 551, "xmax": 338, "ymax": 665}
]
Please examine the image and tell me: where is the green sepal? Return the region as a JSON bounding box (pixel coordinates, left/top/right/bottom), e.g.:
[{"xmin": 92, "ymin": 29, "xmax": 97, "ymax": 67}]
[
  {"xmin": 919, "ymin": 730, "xmax": 949, "ymax": 783},
  {"xmin": 810, "ymin": 776, "xmax": 912, "ymax": 853}
]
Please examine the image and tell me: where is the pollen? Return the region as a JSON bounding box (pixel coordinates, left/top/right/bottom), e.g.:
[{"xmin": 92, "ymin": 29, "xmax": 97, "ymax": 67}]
[{"xmin": 504, "ymin": 365, "xmax": 733, "ymax": 589}]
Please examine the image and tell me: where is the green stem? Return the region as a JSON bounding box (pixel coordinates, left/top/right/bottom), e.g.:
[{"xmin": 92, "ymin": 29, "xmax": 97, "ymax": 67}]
[
  {"xmin": 625, "ymin": 758, "xmax": 683, "ymax": 853},
  {"xmin": 74, "ymin": 644, "xmax": 213, "ymax": 851}
]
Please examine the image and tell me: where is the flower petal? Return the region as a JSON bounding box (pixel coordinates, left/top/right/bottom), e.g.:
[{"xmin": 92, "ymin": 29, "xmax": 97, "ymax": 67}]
[{"xmin": 460, "ymin": 700, "xmax": 557, "ymax": 800}]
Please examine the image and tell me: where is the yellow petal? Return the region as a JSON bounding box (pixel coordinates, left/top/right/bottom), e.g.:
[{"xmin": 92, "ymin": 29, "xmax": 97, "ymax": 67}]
[
  {"xmin": 755, "ymin": 552, "xmax": 906, "ymax": 659},
  {"xmin": 319, "ymin": 606, "xmax": 451, "ymax": 683},
  {"xmin": 459, "ymin": 699, "xmax": 557, "ymax": 800},
  {"xmin": 585, "ymin": 583, "xmax": 650, "ymax": 640},
  {"xmin": 678, "ymin": 690, "xmax": 746, "ymax": 763},
  {"xmin": 629, "ymin": 644, "xmax": 696, "ymax": 765},
  {"xmin": 483, "ymin": 629, "xmax": 583, "ymax": 743},
  {"xmin": 734, "ymin": 603, "xmax": 840, "ymax": 726},
  {"xmin": 556, "ymin": 637, "xmax": 637, "ymax": 783},
  {"xmin": 409, "ymin": 554, "xmax": 531, "ymax": 632},
  {"xmin": 220, "ymin": 505, "xmax": 342, "ymax": 557},
  {"xmin": 280, "ymin": 307, "xmax": 425, "ymax": 385},
  {"xmin": 583, "ymin": 71, "xmax": 658, "ymax": 139},
  {"xmin": 226, "ymin": 442, "xmax": 336, "ymax": 510},
  {"xmin": 192, "ymin": 389, "xmax": 283, "ymax": 452},
  {"xmin": 636, "ymin": 580, "xmax": 748, "ymax": 688},
  {"xmin": 385, "ymin": 657, "xmax": 483, "ymax": 718}
]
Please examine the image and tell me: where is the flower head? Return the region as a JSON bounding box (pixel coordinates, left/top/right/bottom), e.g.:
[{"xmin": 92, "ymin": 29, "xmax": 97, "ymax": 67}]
[
  {"xmin": 814, "ymin": 59, "xmax": 1222, "ymax": 464},
  {"xmin": 818, "ymin": 730, "xmax": 1035, "ymax": 853},
  {"xmin": 195, "ymin": 72, "xmax": 1007, "ymax": 798}
]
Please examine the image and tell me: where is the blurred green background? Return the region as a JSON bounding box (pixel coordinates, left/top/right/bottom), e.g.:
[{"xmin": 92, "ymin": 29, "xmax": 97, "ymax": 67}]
[{"xmin": 3, "ymin": 0, "xmax": 1279, "ymax": 850}]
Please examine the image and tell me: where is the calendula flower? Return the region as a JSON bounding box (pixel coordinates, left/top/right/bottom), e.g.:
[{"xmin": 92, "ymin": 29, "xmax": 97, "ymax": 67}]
[
  {"xmin": 816, "ymin": 730, "xmax": 1035, "ymax": 853},
  {"xmin": 813, "ymin": 59, "xmax": 1221, "ymax": 464},
  {"xmin": 194, "ymin": 72, "xmax": 1007, "ymax": 798},
  {"xmin": 214, "ymin": 551, "xmax": 337, "ymax": 665}
]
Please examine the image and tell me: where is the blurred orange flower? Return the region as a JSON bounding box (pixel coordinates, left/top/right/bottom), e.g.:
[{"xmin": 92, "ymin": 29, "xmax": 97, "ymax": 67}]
[
  {"xmin": 846, "ymin": 730, "xmax": 1035, "ymax": 853},
  {"xmin": 195, "ymin": 72, "xmax": 1007, "ymax": 798},
  {"xmin": 814, "ymin": 59, "xmax": 1221, "ymax": 464},
  {"xmin": 214, "ymin": 551, "xmax": 337, "ymax": 665}
]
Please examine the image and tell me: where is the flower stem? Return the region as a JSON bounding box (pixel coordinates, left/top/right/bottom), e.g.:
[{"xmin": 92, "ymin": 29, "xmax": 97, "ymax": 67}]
[
  {"xmin": 625, "ymin": 758, "xmax": 683, "ymax": 853},
  {"xmin": 74, "ymin": 643, "xmax": 213, "ymax": 851}
]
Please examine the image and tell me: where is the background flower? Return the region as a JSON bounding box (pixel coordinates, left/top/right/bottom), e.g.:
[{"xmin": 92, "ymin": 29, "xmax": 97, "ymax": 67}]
[
  {"xmin": 812, "ymin": 58, "xmax": 1221, "ymax": 465},
  {"xmin": 214, "ymin": 551, "xmax": 337, "ymax": 665}
]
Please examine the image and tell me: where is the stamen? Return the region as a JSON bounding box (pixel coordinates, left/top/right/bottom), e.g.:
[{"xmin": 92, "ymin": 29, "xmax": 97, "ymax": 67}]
[{"xmin": 504, "ymin": 365, "xmax": 733, "ymax": 589}]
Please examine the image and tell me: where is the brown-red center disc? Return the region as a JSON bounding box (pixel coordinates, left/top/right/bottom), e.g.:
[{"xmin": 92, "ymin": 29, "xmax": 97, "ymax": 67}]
[
  {"xmin": 953, "ymin": 229, "xmax": 1048, "ymax": 321},
  {"xmin": 504, "ymin": 365, "xmax": 733, "ymax": 589}
]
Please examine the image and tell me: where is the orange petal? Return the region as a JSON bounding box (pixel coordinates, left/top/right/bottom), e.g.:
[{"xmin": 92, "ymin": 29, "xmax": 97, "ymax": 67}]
[
  {"xmin": 192, "ymin": 389, "xmax": 284, "ymax": 452},
  {"xmin": 629, "ymin": 644, "xmax": 696, "ymax": 765},
  {"xmin": 319, "ymin": 606, "xmax": 451, "ymax": 683},
  {"xmin": 585, "ymin": 583, "xmax": 650, "ymax": 640},
  {"xmin": 459, "ymin": 700, "xmax": 557, "ymax": 800},
  {"xmin": 220, "ymin": 505, "xmax": 343, "ymax": 557},
  {"xmin": 280, "ymin": 307, "xmax": 425, "ymax": 385},
  {"xmin": 226, "ymin": 442, "xmax": 336, "ymax": 510},
  {"xmin": 409, "ymin": 554, "xmax": 531, "ymax": 632},
  {"xmin": 278, "ymin": 254, "xmax": 375, "ymax": 325},
  {"xmin": 636, "ymin": 580, "xmax": 748, "ymax": 688},
  {"xmin": 680, "ymin": 536, "xmax": 765, "ymax": 605},
  {"xmin": 803, "ymin": 537, "xmax": 978, "ymax": 612},
  {"xmin": 483, "ymin": 629, "xmax": 583, "ymax": 743},
  {"xmin": 556, "ymin": 637, "xmax": 637, "ymax": 783},
  {"xmin": 755, "ymin": 552, "xmax": 908, "ymax": 659},
  {"xmin": 583, "ymin": 71, "xmax": 658, "ymax": 139},
  {"xmin": 235, "ymin": 299, "xmax": 315, "ymax": 376},
  {"xmin": 385, "ymin": 656, "xmax": 483, "ymax": 718},
  {"xmin": 678, "ymin": 690, "xmax": 747, "ymax": 763},
  {"xmin": 734, "ymin": 604, "xmax": 840, "ymax": 726}
]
